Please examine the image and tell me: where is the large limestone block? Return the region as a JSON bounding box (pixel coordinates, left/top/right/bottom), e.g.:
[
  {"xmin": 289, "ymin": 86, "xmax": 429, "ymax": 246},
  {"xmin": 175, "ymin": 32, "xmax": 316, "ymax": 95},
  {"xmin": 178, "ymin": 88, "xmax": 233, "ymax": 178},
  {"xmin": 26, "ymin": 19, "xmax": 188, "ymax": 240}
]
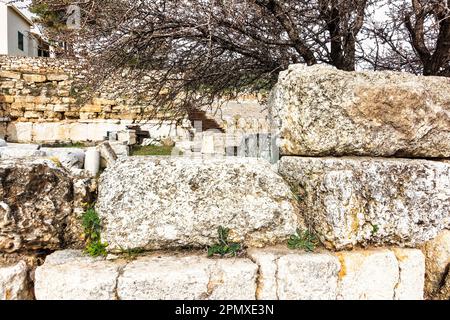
[
  {"xmin": 248, "ymin": 248, "xmax": 340, "ymax": 300},
  {"xmin": 97, "ymin": 157, "xmax": 302, "ymax": 251},
  {"xmin": 0, "ymin": 261, "xmax": 32, "ymax": 300},
  {"xmin": 35, "ymin": 250, "xmax": 124, "ymax": 300},
  {"xmin": 6, "ymin": 122, "xmax": 33, "ymax": 142},
  {"xmin": 422, "ymin": 230, "xmax": 450, "ymax": 298},
  {"xmin": 118, "ymin": 255, "xmax": 258, "ymax": 300},
  {"xmin": 0, "ymin": 147, "xmax": 46, "ymax": 159},
  {"xmin": 32, "ymin": 122, "xmax": 70, "ymax": 142},
  {"xmin": 279, "ymin": 157, "xmax": 450, "ymax": 250},
  {"xmin": 270, "ymin": 64, "xmax": 450, "ymax": 157},
  {"xmin": 392, "ymin": 248, "xmax": 425, "ymax": 300},
  {"xmin": 0, "ymin": 159, "xmax": 74, "ymax": 252},
  {"xmin": 208, "ymin": 258, "xmax": 258, "ymax": 300},
  {"xmin": 336, "ymin": 249, "xmax": 399, "ymax": 300}
]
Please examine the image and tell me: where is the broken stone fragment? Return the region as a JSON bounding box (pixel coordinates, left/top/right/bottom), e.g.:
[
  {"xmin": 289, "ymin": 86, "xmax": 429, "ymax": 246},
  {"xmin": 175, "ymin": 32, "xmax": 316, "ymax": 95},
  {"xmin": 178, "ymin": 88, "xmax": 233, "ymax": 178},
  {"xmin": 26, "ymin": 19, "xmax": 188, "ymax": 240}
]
[
  {"xmin": 0, "ymin": 159, "xmax": 74, "ymax": 253},
  {"xmin": 97, "ymin": 141, "xmax": 118, "ymax": 167},
  {"xmin": 270, "ymin": 64, "xmax": 450, "ymax": 158},
  {"xmin": 42, "ymin": 148, "xmax": 85, "ymax": 170},
  {"xmin": 97, "ymin": 157, "xmax": 303, "ymax": 251},
  {"xmin": 279, "ymin": 157, "xmax": 450, "ymax": 250}
]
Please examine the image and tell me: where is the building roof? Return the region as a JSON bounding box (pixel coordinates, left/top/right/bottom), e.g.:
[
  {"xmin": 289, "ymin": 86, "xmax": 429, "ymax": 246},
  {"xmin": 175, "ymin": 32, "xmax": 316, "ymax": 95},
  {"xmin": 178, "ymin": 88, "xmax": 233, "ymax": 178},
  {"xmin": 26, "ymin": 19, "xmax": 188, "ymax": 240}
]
[{"xmin": 7, "ymin": 4, "xmax": 34, "ymax": 26}]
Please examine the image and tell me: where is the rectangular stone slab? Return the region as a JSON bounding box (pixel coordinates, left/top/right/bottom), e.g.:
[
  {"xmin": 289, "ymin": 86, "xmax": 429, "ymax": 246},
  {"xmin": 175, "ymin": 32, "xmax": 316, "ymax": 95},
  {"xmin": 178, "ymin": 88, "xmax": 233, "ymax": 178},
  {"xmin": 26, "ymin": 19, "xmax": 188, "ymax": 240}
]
[
  {"xmin": 97, "ymin": 157, "xmax": 303, "ymax": 251},
  {"xmin": 269, "ymin": 64, "xmax": 450, "ymax": 157},
  {"xmin": 279, "ymin": 157, "xmax": 450, "ymax": 250}
]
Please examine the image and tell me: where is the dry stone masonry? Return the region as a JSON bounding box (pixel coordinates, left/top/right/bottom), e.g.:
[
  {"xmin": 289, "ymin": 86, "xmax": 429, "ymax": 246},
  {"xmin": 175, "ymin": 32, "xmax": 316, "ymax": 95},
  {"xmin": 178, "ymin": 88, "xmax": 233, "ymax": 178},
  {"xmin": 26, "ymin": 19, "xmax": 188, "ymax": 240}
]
[
  {"xmin": 271, "ymin": 64, "xmax": 450, "ymax": 253},
  {"xmin": 1, "ymin": 61, "xmax": 449, "ymax": 300},
  {"xmin": 0, "ymin": 55, "xmax": 189, "ymax": 144},
  {"xmin": 33, "ymin": 247, "xmax": 424, "ymax": 300}
]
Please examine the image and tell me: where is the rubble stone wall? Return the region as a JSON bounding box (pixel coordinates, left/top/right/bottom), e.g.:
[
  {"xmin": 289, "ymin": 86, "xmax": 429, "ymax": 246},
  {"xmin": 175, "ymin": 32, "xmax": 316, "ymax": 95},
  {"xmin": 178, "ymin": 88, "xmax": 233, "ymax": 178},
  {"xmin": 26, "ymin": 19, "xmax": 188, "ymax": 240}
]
[{"xmin": 0, "ymin": 55, "xmax": 183, "ymax": 143}]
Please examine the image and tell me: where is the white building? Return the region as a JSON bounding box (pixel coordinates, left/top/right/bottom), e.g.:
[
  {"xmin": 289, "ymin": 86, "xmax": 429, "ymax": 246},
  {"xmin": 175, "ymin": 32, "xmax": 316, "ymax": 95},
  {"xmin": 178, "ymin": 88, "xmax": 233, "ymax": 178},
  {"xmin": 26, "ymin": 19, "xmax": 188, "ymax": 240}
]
[{"xmin": 0, "ymin": 3, "xmax": 49, "ymax": 57}]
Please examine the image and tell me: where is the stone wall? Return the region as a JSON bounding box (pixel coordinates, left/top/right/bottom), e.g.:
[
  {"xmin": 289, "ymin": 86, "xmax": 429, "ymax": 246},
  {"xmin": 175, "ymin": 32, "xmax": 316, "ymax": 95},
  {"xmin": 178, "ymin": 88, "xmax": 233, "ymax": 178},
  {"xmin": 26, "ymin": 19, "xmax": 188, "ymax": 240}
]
[
  {"xmin": 0, "ymin": 55, "xmax": 184, "ymax": 143},
  {"xmin": 1, "ymin": 63, "xmax": 449, "ymax": 300},
  {"xmin": 271, "ymin": 64, "xmax": 450, "ymax": 299}
]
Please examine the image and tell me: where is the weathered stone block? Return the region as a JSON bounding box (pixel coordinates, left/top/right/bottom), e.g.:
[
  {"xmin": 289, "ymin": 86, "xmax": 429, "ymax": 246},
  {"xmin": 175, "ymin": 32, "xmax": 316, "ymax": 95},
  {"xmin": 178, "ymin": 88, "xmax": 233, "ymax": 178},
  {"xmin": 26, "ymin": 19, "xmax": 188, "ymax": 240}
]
[
  {"xmin": 336, "ymin": 249, "xmax": 399, "ymax": 300},
  {"xmin": 35, "ymin": 250, "xmax": 123, "ymax": 300},
  {"xmin": 0, "ymin": 159, "xmax": 74, "ymax": 252},
  {"xmin": 92, "ymin": 98, "xmax": 116, "ymax": 106},
  {"xmin": 97, "ymin": 157, "xmax": 303, "ymax": 251},
  {"xmin": 23, "ymin": 74, "xmax": 47, "ymax": 83},
  {"xmin": 0, "ymin": 261, "xmax": 32, "ymax": 300},
  {"xmin": 279, "ymin": 157, "xmax": 450, "ymax": 250},
  {"xmin": 23, "ymin": 111, "xmax": 42, "ymax": 119},
  {"xmin": 208, "ymin": 258, "xmax": 258, "ymax": 300},
  {"xmin": 0, "ymin": 95, "xmax": 14, "ymax": 103},
  {"xmin": 118, "ymin": 255, "xmax": 257, "ymax": 300},
  {"xmin": 248, "ymin": 248, "xmax": 340, "ymax": 300},
  {"xmin": 392, "ymin": 248, "xmax": 425, "ymax": 300},
  {"xmin": 270, "ymin": 64, "xmax": 450, "ymax": 157},
  {"xmin": 80, "ymin": 105, "xmax": 102, "ymax": 113},
  {"xmin": 0, "ymin": 71, "xmax": 21, "ymax": 80},
  {"xmin": 47, "ymin": 74, "xmax": 69, "ymax": 81},
  {"xmin": 53, "ymin": 104, "xmax": 70, "ymax": 112},
  {"xmin": 422, "ymin": 230, "xmax": 450, "ymax": 298},
  {"xmin": 6, "ymin": 122, "xmax": 33, "ymax": 142}
]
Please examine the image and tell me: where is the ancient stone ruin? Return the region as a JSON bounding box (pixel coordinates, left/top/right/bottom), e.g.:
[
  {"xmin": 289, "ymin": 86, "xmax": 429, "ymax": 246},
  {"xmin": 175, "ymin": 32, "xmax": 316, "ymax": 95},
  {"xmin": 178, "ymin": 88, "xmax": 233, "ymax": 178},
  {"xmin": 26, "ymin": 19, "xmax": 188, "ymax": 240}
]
[{"xmin": 0, "ymin": 60, "xmax": 449, "ymax": 300}]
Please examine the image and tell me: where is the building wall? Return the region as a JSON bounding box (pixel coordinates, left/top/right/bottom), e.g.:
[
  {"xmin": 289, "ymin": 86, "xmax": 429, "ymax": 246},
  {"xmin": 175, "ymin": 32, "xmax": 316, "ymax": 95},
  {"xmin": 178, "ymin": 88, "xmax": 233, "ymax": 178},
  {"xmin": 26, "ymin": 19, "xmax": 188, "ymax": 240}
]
[
  {"xmin": 6, "ymin": 6, "xmax": 36, "ymax": 57},
  {"xmin": 0, "ymin": 5, "xmax": 8, "ymax": 55}
]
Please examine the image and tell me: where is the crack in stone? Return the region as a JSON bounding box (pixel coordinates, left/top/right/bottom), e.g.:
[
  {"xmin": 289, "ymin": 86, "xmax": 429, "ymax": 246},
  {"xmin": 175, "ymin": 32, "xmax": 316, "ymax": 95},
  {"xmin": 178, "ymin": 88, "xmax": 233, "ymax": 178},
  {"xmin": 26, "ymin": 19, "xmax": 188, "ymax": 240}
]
[
  {"xmin": 392, "ymin": 251, "xmax": 402, "ymax": 300},
  {"xmin": 113, "ymin": 263, "xmax": 127, "ymax": 301},
  {"xmin": 273, "ymin": 256, "xmax": 281, "ymax": 300}
]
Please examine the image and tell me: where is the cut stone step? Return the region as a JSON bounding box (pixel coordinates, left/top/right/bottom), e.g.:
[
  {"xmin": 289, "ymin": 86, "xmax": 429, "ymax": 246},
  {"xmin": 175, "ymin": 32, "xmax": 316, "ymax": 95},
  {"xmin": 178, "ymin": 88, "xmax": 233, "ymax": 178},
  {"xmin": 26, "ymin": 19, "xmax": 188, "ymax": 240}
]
[
  {"xmin": 279, "ymin": 157, "xmax": 450, "ymax": 250},
  {"xmin": 269, "ymin": 64, "xmax": 450, "ymax": 158},
  {"xmin": 34, "ymin": 248, "xmax": 424, "ymax": 300},
  {"xmin": 97, "ymin": 157, "xmax": 303, "ymax": 251}
]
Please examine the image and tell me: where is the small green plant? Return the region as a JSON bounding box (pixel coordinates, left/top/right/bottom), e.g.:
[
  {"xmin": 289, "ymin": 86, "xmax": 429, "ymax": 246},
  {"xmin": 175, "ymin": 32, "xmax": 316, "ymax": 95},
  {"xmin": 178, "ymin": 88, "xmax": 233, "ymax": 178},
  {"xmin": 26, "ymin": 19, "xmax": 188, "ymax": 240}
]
[
  {"xmin": 85, "ymin": 240, "xmax": 108, "ymax": 257},
  {"xmin": 290, "ymin": 185, "xmax": 306, "ymax": 203},
  {"xmin": 131, "ymin": 145, "xmax": 176, "ymax": 156},
  {"xmin": 119, "ymin": 247, "xmax": 145, "ymax": 260},
  {"xmin": 82, "ymin": 207, "xmax": 108, "ymax": 257},
  {"xmin": 208, "ymin": 227, "xmax": 242, "ymax": 258},
  {"xmin": 287, "ymin": 228, "xmax": 319, "ymax": 252},
  {"xmin": 371, "ymin": 224, "xmax": 380, "ymax": 235}
]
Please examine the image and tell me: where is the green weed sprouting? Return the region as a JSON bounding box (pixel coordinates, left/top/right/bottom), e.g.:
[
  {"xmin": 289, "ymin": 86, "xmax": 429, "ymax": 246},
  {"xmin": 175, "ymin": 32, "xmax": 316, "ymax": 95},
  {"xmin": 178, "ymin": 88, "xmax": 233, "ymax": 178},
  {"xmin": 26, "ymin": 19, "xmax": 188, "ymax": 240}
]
[
  {"xmin": 287, "ymin": 228, "xmax": 320, "ymax": 252},
  {"xmin": 207, "ymin": 226, "xmax": 242, "ymax": 258},
  {"xmin": 82, "ymin": 207, "xmax": 108, "ymax": 257}
]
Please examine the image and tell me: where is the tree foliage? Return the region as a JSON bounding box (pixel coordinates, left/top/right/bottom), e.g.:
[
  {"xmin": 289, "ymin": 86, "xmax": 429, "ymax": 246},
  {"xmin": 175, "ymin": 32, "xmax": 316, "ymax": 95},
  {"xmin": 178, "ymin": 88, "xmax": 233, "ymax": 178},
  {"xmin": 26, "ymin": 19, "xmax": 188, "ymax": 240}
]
[{"xmin": 28, "ymin": 0, "xmax": 450, "ymax": 114}]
